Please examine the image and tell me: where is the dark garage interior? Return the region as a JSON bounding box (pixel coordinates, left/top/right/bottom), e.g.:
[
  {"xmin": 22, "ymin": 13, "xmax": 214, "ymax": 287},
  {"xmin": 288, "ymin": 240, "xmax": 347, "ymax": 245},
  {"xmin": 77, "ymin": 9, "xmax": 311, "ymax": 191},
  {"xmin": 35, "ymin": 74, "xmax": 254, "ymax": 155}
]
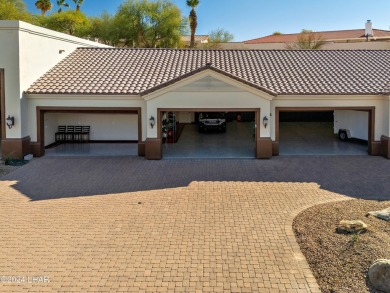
[{"xmin": 163, "ymin": 111, "xmax": 256, "ymax": 159}]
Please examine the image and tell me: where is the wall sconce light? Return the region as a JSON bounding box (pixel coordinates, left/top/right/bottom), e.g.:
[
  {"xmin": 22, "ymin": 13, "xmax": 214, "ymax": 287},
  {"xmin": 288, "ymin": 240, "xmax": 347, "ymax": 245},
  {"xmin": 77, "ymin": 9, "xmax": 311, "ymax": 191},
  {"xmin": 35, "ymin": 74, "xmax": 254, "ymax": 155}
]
[
  {"xmin": 149, "ymin": 116, "xmax": 155, "ymax": 128},
  {"xmin": 263, "ymin": 116, "xmax": 269, "ymax": 128},
  {"xmin": 6, "ymin": 115, "xmax": 14, "ymax": 129}
]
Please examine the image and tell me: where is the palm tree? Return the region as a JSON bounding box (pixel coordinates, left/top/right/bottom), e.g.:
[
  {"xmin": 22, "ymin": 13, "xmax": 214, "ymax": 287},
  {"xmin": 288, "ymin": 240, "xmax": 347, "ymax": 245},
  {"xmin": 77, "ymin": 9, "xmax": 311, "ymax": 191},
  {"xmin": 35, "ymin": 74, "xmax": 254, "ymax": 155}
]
[
  {"xmin": 72, "ymin": 0, "xmax": 84, "ymax": 11},
  {"xmin": 35, "ymin": 0, "xmax": 52, "ymax": 16},
  {"xmin": 57, "ymin": 0, "xmax": 69, "ymax": 13},
  {"xmin": 186, "ymin": 0, "xmax": 199, "ymax": 48}
]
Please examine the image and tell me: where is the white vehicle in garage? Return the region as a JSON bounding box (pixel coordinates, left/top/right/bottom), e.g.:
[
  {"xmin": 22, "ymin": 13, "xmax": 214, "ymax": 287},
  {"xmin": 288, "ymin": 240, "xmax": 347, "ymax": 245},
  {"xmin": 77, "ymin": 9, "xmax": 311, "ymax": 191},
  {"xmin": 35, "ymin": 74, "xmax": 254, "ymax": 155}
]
[
  {"xmin": 198, "ymin": 112, "xmax": 227, "ymax": 132},
  {"xmin": 334, "ymin": 110, "xmax": 369, "ymax": 141}
]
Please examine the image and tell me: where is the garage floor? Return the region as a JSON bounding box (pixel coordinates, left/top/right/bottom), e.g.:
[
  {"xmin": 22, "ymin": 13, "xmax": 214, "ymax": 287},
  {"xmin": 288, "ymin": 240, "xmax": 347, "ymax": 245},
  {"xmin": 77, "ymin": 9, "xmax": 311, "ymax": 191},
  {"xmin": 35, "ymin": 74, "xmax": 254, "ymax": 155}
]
[
  {"xmin": 45, "ymin": 143, "xmax": 138, "ymax": 157},
  {"xmin": 163, "ymin": 121, "xmax": 255, "ymax": 159},
  {"xmin": 279, "ymin": 122, "xmax": 368, "ymax": 155},
  {"xmin": 42, "ymin": 122, "xmax": 368, "ymax": 158}
]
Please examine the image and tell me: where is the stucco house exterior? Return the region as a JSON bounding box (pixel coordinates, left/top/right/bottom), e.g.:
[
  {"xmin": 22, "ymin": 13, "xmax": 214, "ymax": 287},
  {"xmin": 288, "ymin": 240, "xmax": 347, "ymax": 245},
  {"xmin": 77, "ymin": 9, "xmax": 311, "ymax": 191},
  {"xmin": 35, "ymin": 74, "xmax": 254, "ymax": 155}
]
[
  {"xmin": 1, "ymin": 21, "xmax": 390, "ymax": 160},
  {"xmin": 181, "ymin": 35, "xmax": 209, "ymax": 47}
]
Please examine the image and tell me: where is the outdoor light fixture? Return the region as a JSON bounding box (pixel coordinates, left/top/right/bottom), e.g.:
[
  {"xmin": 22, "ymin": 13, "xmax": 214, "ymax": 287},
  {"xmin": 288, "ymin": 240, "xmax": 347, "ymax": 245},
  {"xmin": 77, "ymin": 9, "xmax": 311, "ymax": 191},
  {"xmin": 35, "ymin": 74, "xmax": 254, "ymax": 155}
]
[
  {"xmin": 149, "ymin": 116, "xmax": 155, "ymax": 128},
  {"xmin": 6, "ymin": 115, "xmax": 14, "ymax": 129},
  {"xmin": 263, "ymin": 116, "xmax": 269, "ymax": 128}
]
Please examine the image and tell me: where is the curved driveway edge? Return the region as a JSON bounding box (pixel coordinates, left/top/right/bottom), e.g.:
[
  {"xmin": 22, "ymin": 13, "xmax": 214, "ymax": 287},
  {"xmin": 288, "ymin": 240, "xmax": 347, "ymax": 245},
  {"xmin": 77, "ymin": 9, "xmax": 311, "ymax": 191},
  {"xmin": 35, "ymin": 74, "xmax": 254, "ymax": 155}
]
[
  {"xmin": 1, "ymin": 156, "xmax": 386, "ymax": 292},
  {"xmin": 285, "ymin": 198, "xmax": 350, "ymax": 293}
]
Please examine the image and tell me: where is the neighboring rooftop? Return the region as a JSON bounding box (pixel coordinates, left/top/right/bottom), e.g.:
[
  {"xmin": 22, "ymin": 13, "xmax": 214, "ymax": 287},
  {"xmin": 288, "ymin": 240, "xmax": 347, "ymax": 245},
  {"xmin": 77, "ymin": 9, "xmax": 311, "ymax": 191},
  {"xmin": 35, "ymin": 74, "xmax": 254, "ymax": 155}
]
[
  {"xmin": 245, "ymin": 21, "xmax": 390, "ymax": 45},
  {"xmin": 245, "ymin": 29, "xmax": 390, "ymax": 44},
  {"xmin": 181, "ymin": 35, "xmax": 209, "ymax": 44},
  {"xmin": 27, "ymin": 48, "xmax": 390, "ymax": 96}
]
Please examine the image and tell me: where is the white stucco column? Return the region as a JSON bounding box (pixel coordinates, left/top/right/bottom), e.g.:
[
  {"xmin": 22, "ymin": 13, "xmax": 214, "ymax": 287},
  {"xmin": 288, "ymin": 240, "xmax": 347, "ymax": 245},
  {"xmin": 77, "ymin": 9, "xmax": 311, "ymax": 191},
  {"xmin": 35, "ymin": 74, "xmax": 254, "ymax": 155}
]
[
  {"xmin": 380, "ymin": 96, "xmax": 390, "ymax": 158},
  {"xmin": 259, "ymin": 104, "xmax": 271, "ymax": 138},
  {"xmin": 146, "ymin": 108, "xmax": 159, "ymax": 139},
  {"xmin": 385, "ymin": 96, "xmax": 390, "ymax": 137}
]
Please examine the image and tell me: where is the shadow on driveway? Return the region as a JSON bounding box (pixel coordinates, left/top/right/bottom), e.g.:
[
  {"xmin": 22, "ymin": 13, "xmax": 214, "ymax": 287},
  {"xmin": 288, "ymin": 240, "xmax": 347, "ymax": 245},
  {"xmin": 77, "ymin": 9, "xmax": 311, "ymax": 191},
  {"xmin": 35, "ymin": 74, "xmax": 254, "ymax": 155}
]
[{"xmin": 2, "ymin": 156, "xmax": 389, "ymax": 201}]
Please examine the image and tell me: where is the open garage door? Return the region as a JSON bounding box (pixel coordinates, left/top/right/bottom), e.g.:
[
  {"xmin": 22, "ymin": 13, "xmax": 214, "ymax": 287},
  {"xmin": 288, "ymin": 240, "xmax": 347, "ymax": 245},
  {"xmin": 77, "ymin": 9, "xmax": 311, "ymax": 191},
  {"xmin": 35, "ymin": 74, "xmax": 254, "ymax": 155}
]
[
  {"xmin": 161, "ymin": 110, "xmax": 256, "ymax": 159},
  {"xmin": 37, "ymin": 107, "xmax": 141, "ymax": 157},
  {"xmin": 277, "ymin": 110, "xmax": 370, "ymax": 155}
]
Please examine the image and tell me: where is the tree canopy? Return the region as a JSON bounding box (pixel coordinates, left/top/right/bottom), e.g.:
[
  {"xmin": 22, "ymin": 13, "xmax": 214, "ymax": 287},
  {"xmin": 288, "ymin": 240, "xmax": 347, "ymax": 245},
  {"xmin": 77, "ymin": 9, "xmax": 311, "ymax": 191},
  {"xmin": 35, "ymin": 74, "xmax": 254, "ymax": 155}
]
[
  {"xmin": 113, "ymin": 0, "xmax": 186, "ymax": 48},
  {"xmin": 0, "ymin": 0, "xmax": 239, "ymax": 50},
  {"xmin": 38, "ymin": 10, "xmax": 89, "ymax": 36},
  {"xmin": 202, "ymin": 28, "xmax": 234, "ymax": 49},
  {"xmin": 0, "ymin": 0, "xmax": 34, "ymax": 22},
  {"xmin": 88, "ymin": 12, "xmax": 120, "ymax": 46}
]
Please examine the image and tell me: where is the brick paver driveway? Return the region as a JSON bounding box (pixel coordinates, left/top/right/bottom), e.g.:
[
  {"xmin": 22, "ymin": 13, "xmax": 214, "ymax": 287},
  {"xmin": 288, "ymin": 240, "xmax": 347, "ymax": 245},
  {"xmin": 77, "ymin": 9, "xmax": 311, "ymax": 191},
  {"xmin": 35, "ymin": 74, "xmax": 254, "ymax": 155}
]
[{"xmin": 0, "ymin": 156, "xmax": 389, "ymax": 292}]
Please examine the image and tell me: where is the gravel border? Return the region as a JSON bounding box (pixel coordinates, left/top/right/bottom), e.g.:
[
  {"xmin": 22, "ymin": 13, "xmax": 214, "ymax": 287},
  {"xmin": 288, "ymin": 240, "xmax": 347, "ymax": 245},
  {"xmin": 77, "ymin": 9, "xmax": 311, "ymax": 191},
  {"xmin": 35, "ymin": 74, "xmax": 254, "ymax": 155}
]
[
  {"xmin": 0, "ymin": 161, "xmax": 23, "ymax": 178},
  {"xmin": 293, "ymin": 199, "xmax": 390, "ymax": 293}
]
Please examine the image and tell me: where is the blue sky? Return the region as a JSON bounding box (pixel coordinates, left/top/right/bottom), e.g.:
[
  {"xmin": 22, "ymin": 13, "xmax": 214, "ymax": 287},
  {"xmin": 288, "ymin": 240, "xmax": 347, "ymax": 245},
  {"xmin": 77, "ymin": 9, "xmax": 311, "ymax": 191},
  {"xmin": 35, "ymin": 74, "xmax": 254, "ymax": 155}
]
[{"xmin": 24, "ymin": 0, "xmax": 390, "ymax": 41}]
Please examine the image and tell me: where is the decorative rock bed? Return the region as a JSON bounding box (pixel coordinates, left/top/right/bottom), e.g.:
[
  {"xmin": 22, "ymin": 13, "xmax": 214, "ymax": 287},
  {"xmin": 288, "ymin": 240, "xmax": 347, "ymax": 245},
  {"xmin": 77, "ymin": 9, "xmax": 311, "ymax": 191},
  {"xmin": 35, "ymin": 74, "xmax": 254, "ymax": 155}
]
[
  {"xmin": 336, "ymin": 220, "xmax": 367, "ymax": 234},
  {"xmin": 368, "ymin": 259, "xmax": 390, "ymax": 293},
  {"xmin": 367, "ymin": 207, "xmax": 390, "ymax": 222}
]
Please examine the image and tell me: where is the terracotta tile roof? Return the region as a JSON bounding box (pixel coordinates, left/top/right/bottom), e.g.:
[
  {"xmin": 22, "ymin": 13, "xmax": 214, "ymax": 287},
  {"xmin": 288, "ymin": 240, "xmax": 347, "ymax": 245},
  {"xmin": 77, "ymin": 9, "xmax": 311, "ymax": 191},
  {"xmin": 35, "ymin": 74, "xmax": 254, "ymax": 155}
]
[
  {"xmin": 26, "ymin": 48, "xmax": 390, "ymax": 96},
  {"xmin": 244, "ymin": 29, "xmax": 390, "ymax": 44}
]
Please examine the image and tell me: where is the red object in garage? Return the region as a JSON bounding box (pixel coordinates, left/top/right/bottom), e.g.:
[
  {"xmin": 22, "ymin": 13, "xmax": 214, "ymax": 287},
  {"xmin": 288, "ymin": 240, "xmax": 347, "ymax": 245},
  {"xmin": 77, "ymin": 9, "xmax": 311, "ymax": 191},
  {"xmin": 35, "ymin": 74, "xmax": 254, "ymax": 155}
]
[
  {"xmin": 167, "ymin": 128, "xmax": 175, "ymax": 143},
  {"xmin": 236, "ymin": 114, "xmax": 241, "ymax": 122}
]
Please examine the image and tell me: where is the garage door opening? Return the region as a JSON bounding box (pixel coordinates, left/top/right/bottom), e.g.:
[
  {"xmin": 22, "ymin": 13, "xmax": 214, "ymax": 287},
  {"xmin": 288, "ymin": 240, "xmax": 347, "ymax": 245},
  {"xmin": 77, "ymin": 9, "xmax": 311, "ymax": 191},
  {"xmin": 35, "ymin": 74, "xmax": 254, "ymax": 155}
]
[
  {"xmin": 278, "ymin": 110, "xmax": 369, "ymax": 155},
  {"xmin": 161, "ymin": 111, "xmax": 256, "ymax": 159},
  {"xmin": 38, "ymin": 108, "xmax": 141, "ymax": 157}
]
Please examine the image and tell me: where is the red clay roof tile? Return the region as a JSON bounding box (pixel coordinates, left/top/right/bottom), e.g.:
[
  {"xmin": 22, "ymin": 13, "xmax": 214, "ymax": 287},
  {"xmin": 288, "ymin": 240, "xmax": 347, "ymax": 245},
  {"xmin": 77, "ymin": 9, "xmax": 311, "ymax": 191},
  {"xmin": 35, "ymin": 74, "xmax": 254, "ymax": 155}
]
[{"xmin": 244, "ymin": 29, "xmax": 390, "ymax": 44}]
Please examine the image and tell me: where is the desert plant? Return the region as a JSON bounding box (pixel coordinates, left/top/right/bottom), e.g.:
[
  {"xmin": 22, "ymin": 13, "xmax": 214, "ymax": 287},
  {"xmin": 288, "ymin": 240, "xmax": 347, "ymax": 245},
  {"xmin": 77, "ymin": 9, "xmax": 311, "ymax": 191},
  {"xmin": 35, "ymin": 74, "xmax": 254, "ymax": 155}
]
[
  {"xmin": 3, "ymin": 153, "xmax": 14, "ymax": 165},
  {"xmin": 347, "ymin": 230, "xmax": 363, "ymax": 247},
  {"xmin": 201, "ymin": 28, "xmax": 234, "ymax": 49},
  {"xmin": 285, "ymin": 31, "xmax": 326, "ymax": 50}
]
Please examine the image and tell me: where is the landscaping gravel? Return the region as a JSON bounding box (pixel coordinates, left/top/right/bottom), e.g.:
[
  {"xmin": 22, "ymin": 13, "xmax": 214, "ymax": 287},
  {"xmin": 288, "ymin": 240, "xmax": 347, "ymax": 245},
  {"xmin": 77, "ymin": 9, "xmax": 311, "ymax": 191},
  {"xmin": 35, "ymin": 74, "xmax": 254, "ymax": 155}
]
[
  {"xmin": 293, "ymin": 199, "xmax": 390, "ymax": 293},
  {"xmin": 0, "ymin": 161, "xmax": 21, "ymax": 177}
]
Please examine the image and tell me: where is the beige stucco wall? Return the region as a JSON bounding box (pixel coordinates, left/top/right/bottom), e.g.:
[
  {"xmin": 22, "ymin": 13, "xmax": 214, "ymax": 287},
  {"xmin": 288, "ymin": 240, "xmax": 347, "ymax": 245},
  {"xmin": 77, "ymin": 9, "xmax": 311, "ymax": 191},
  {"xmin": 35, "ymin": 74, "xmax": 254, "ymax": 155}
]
[
  {"xmin": 44, "ymin": 113, "xmax": 138, "ymax": 146},
  {"xmin": 0, "ymin": 26, "xmax": 21, "ymax": 139},
  {"xmin": 385, "ymin": 97, "xmax": 390, "ymax": 137},
  {"xmin": 177, "ymin": 112, "xmax": 195, "ymax": 123},
  {"xmin": 334, "ymin": 110, "xmax": 369, "ymax": 140},
  {"xmin": 324, "ymin": 41, "xmax": 390, "ymax": 50},
  {"xmin": 271, "ymin": 95, "xmax": 388, "ymax": 141},
  {"xmin": 220, "ymin": 42, "xmax": 286, "ymax": 50},
  {"xmin": 0, "ymin": 20, "xmax": 110, "ymax": 139},
  {"xmin": 44, "ymin": 113, "xmax": 58, "ymax": 145},
  {"xmin": 26, "ymin": 95, "xmax": 146, "ymax": 142}
]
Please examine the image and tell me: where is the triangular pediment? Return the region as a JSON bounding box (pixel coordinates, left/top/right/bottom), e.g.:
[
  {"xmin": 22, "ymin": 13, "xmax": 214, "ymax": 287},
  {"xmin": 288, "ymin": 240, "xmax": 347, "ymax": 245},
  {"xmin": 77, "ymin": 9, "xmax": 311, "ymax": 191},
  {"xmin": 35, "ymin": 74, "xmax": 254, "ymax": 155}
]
[
  {"xmin": 142, "ymin": 68, "xmax": 275, "ymax": 101},
  {"xmin": 174, "ymin": 75, "xmax": 241, "ymax": 92}
]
